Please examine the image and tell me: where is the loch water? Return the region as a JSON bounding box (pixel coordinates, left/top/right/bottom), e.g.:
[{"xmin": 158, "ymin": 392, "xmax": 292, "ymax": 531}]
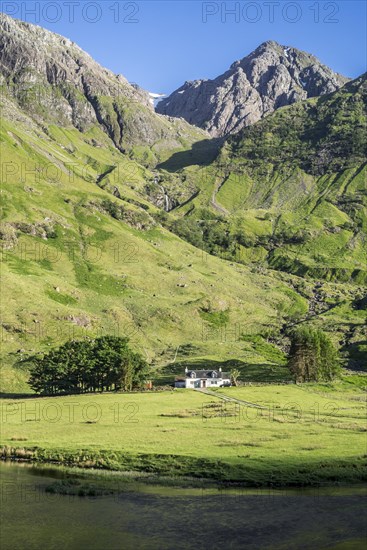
[{"xmin": 0, "ymin": 462, "xmax": 366, "ymax": 549}]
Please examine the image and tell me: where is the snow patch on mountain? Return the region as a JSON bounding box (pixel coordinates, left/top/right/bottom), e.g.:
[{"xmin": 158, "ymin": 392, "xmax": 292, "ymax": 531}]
[{"xmin": 149, "ymin": 92, "xmax": 166, "ymax": 107}]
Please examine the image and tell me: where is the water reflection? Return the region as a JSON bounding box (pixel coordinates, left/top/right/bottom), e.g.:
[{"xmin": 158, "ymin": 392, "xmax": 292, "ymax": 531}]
[{"xmin": 1, "ymin": 462, "xmax": 366, "ymax": 549}]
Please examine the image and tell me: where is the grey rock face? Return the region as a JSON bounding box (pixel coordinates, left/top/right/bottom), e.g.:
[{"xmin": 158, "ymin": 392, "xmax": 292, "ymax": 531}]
[
  {"xmin": 0, "ymin": 13, "xmax": 206, "ymax": 154},
  {"xmin": 156, "ymin": 40, "xmax": 349, "ymax": 137},
  {"xmin": 0, "ymin": 13, "xmax": 153, "ymax": 148}
]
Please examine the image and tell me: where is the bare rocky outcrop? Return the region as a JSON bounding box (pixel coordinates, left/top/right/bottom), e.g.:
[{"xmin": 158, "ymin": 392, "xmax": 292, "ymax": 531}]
[
  {"xmin": 0, "ymin": 14, "xmax": 149, "ymax": 125},
  {"xmin": 0, "ymin": 13, "xmax": 207, "ymax": 154},
  {"xmin": 156, "ymin": 40, "xmax": 349, "ymax": 137}
]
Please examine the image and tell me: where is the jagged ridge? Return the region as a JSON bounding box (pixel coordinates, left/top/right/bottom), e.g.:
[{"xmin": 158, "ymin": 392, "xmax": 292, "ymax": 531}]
[
  {"xmin": 156, "ymin": 40, "xmax": 349, "ymax": 137},
  {"xmin": 0, "ymin": 13, "xmax": 208, "ymax": 164}
]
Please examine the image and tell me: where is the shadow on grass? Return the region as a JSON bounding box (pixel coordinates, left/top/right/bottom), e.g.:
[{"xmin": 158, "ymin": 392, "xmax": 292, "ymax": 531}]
[
  {"xmin": 342, "ymin": 340, "xmax": 367, "ymax": 372},
  {"xmin": 0, "ymin": 392, "xmax": 35, "ymax": 399},
  {"xmin": 154, "ymin": 358, "xmax": 291, "ymax": 385},
  {"xmin": 2, "ymin": 446, "xmax": 366, "ymax": 487},
  {"xmin": 157, "ymin": 138, "xmax": 223, "ymax": 172}
]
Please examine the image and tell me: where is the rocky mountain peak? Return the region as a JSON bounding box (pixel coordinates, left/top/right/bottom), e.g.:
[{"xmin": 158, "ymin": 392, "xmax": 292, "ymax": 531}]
[
  {"xmin": 0, "ymin": 12, "xmax": 143, "ymax": 102},
  {"xmin": 0, "ymin": 13, "xmax": 207, "ymax": 158},
  {"xmin": 156, "ymin": 41, "xmax": 349, "ymax": 137}
]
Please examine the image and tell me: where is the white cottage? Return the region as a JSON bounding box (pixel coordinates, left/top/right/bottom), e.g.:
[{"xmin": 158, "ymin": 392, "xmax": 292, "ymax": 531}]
[{"xmin": 175, "ymin": 367, "xmax": 231, "ymax": 389}]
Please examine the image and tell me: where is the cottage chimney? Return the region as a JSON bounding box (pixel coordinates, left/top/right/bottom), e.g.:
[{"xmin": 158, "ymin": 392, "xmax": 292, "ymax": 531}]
[
  {"xmin": 185, "ymin": 366, "xmax": 188, "ymax": 373},
  {"xmin": 219, "ymin": 367, "xmax": 222, "ymax": 373}
]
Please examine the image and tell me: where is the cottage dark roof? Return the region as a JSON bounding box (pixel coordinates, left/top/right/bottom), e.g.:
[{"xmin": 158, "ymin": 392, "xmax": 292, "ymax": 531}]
[{"xmin": 186, "ymin": 370, "xmax": 230, "ymax": 379}]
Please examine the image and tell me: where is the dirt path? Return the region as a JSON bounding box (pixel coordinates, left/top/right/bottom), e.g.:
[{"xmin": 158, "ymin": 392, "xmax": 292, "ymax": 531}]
[
  {"xmin": 210, "ymin": 176, "xmax": 229, "ymax": 216},
  {"xmin": 196, "ymin": 388, "xmax": 266, "ymax": 409}
]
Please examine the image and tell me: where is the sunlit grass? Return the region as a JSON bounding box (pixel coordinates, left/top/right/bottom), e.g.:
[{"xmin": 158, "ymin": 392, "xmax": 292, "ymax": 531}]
[{"xmin": 1, "ymin": 381, "xmax": 366, "ymax": 485}]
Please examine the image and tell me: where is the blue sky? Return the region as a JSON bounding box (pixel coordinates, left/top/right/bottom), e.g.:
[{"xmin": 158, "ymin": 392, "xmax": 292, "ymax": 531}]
[{"xmin": 2, "ymin": 1, "xmax": 366, "ymax": 93}]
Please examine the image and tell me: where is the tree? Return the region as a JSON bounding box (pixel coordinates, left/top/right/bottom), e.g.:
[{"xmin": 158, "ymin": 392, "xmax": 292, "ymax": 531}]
[
  {"xmin": 29, "ymin": 336, "xmax": 148, "ymax": 395},
  {"xmin": 288, "ymin": 327, "xmax": 340, "ymax": 382},
  {"xmin": 230, "ymin": 368, "xmax": 241, "ymax": 386},
  {"xmin": 317, "ymin": 331, "xmax": 341, "ymax": 381}
]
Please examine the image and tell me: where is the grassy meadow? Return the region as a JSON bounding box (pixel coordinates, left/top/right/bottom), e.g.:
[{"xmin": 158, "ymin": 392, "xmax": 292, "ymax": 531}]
[
  {"xmin": 1, "ymin": 378, "xmax": 366, "ymax": 486},
  {"xmin": 0, "ymin": 103, "xmax": 333, "ymax": 394},
  {"xmin": 1, "ymin": 66, "xmax": 366, "ymax": 490},
  {"xmin": 1, "ymin": 85, "xmax": 366, "ymax": 397}
]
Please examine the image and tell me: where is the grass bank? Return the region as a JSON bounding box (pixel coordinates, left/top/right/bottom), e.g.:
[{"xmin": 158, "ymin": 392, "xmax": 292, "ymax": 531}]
[{"xmin": 1, "ymin": 380, "xmax": 366, "ymax": 487}]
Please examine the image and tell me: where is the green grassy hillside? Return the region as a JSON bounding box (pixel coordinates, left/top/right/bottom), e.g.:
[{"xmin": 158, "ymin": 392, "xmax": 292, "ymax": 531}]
[
  {"xmin": 152, "ymin": 77, "xmax": 367, "ymax": 371},
  {"xmin": 159, "ymin": 75, "xmax": 367, "ymax": 284},
  {"xmin": 1, "ymin": 70, "xmax": 366, "ymax": 393},
  {"xmin": 0, "ymin": 95, "xmax": 310, "ymax": 392}
]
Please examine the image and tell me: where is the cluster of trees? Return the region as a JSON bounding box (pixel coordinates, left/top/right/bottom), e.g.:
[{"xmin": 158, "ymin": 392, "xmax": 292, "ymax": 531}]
[
  {"xmin": 288, "ymin": 327, "xmax": 340, "ymax": 382},
  {"xmin": 99, "ymin": 199, "xmax": 152, "ymax": 230},
  {"xmin": 167, "ymin": 208, "xmax": 311, "ymax": 267},
  {"xmin": 27, "ymin": 329, "xmax": 341, "ymax": 395},
  {"xmin": 169, "ymin": 210, "xmax": 252, "ymax": 262},
  {"xmin": 29, "ymin": 336, "xmax": 148, "ymax": 395}
]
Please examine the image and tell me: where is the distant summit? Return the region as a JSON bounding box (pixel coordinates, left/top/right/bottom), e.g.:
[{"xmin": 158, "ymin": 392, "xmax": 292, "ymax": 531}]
[{"xmin": 156, "ymin": 40, "xmax": 349, "ymax": 137}]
